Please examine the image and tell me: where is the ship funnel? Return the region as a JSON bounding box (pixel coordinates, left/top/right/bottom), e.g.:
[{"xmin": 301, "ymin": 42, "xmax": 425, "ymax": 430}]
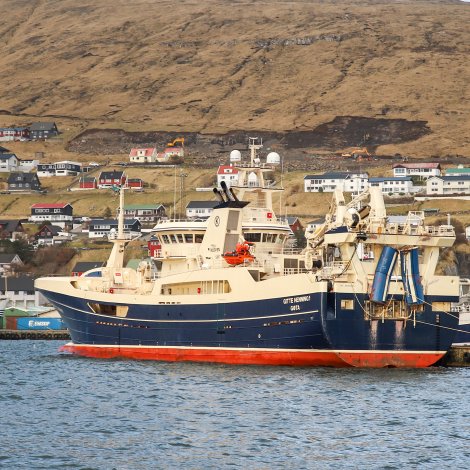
[
  {"xmin": 213, "ymin": 187, "xmax": 226, "ymax": 203},
  {"xmin": 220, "ymin": 180, "xmax": 235, "ymax": 202},
  {"xmin": 229, "ymin": 187, "xmax": 240, "ymax": 202}
]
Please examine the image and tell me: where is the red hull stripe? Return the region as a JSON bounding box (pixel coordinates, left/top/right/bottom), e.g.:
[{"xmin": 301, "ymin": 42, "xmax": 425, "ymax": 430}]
[
  {"xmin": 58, "ymin": 344, "xmax": 445, "ymax": 368},
  {"xmin": 335, "ymin": 351, "xmax": 444, "ymax": 368}
]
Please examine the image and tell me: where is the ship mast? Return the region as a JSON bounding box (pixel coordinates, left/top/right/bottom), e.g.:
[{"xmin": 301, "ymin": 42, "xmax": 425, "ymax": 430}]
[{"xmin": 106, "ymin": 184, "xmax": 128, "ymax": 269}]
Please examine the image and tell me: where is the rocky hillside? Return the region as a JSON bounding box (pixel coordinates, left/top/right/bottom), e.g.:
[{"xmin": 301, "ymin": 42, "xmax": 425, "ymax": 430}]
[{"xmin": 0, "ymin": 0, "xmax": 469, "ymax": 156}]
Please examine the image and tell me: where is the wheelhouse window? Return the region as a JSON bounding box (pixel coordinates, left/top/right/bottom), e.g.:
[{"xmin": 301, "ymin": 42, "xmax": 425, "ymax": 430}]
[{"xmin": 245, "ymin": 232, "xmax": 261, "ymax": 242}]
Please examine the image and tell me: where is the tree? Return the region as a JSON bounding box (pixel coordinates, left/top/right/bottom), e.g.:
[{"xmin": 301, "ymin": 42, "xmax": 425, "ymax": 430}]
[{"xmin": 103, "ymin": 206, "xmax": 112, "ymax": 218}]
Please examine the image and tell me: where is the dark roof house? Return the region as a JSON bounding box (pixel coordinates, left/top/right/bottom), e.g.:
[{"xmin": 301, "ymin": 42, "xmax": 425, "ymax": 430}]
[
  {"xmin": 29, "ymin": 122, "xmax": 59, "ymax": 140},
  {"xmin": 7, "ymin": 172, "xmax": 42, "ymax": 192},
  {"xmin": 0, "ymin": 220, "xmax": 24, "ymax": 239},
  {"xmin": 71, "ymin": 261, "xmax": 105, "ymax": 276}
]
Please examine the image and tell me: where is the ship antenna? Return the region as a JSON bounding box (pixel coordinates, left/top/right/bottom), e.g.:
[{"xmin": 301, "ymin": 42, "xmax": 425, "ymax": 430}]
[
  {"xmin": 173, "ymin": 165, "xmax": 177, "ymax": 219},
  {"xmin": 118, "ymin": 182, "xmax": 125, "ymax": 239}
]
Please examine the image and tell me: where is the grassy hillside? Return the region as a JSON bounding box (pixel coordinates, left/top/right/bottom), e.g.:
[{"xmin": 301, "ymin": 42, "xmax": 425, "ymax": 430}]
[{"xmin": 0, "ymin": 0, "xmax": 469, "ymax": 157}]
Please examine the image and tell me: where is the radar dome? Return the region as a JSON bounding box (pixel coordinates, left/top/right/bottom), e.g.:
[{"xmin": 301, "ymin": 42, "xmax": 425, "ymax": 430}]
[
  {"xmin": 266, "ymin": 152, "xmax": 281, "ymax": 165},
  {"xmin": 230, "ymin": 150, "xmax": 242, "ymax": 162}
]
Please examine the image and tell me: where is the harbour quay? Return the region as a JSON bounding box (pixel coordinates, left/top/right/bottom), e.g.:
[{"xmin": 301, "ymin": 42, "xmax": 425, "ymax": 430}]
[{"xmin": 0, "ymin": 329, "xmax": 70, "ymax": 340}]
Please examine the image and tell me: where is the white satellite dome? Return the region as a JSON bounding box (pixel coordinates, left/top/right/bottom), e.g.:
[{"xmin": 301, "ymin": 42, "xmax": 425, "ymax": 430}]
[
  {"xmin": 230, "ymin": 150, "xmax": 242, "ymax": 162},
  {"xmin": 266, "ymin": 152, "xmax": 281, "ymax": 165}
]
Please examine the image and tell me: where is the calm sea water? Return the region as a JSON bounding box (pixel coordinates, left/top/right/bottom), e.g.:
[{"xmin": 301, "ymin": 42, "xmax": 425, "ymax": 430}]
[{"xmin": 0, "ymin": 341, "xmax": 468, "ymax": 470}]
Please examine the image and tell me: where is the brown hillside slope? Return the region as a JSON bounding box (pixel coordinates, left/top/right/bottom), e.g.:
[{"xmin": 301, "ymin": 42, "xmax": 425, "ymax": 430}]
[{"xmin": 0, "ymin": 0, "xmax": 469, "ymax": 156}]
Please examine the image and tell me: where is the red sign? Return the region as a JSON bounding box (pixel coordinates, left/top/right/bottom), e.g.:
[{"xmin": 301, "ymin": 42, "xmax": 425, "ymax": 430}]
[{"xmin": 267, "ymin": 212, "xmax": 273, "ymax": 219}]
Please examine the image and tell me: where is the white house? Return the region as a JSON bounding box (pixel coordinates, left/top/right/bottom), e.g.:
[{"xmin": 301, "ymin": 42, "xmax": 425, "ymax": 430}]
[
  {"xmin": 305, "ymin": 218, "xmax": 325, "ymax": 236},
  {"xmin": 368, "ymin": 177, "xmax": 414, "ymax": 195},
  {"xmin": 0, "ymin": 153, "xmax": 20, "ymax": 172},
  {"xmin": 18, "ymin": 159, "xmax": 39, "ymax": 171},
  {"xmin": 0, "ymin": 276, "xmax": 44, "ymax": 308},
  {"xmin": 0, "ymin": 254, "xmax": 23, "ymax": 275},
  {"xmin": 304, "ymin": 172, "xmax": 368, "ymax": 193},
  {"xmin": 186, "ymin": 201, "xmax": 219, "ymax": 219},
  {"xmin": 426, "ymin": 176, "xmax": 470, "ymax": 195},
  {"xmin": 129, "ymin": 148, "xmax": 157, "ymax": 163},
  {"xmin": 393, "ymin": 163, "xmax": 441, "ymax": 179},
  {"xmin": 217, "ymin": 165, "xmax": 240, "ymax": 188}
]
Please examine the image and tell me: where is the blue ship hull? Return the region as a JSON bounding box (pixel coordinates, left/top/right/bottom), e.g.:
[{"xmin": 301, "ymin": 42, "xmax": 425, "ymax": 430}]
[{"xmin": 37, "ymin": 287, "xmax": 460, "ymax": 368}]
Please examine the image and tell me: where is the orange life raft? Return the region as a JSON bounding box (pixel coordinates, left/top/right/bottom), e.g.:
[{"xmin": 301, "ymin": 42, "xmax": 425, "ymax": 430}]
[{"xmin": 223, "ymin": 242, "xmax": 255, "ymax": 266}]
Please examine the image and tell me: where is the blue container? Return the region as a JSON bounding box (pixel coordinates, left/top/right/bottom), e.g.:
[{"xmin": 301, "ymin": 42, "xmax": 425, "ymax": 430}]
[{"xmin": 16, "ymin": 317, "xmax": 65, "ymax": 330}]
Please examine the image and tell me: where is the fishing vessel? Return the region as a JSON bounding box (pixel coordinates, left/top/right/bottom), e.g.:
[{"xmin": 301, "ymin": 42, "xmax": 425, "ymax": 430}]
[{"xmin": 36, "ymin": 139, "xmax": 461, "ymax": 367}]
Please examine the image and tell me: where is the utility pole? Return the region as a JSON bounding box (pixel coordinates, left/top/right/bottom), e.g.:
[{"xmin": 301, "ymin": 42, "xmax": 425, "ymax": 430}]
[{"xmin": 179, "ymin": 171, "xmax": 188, "ymax": 218}]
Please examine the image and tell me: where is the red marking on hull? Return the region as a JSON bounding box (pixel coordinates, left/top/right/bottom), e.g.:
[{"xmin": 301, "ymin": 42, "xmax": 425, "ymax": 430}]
[
  {"xmin": 58, "ymin": 345, "xmax": 446, "ymax": 368},
  {"xmin": 59, "ymin": 344, "xmax": 349, "ymax": 367},
  {"xmin": 335, "ymin": 351, "xmax": 445, "ymax": 368}
]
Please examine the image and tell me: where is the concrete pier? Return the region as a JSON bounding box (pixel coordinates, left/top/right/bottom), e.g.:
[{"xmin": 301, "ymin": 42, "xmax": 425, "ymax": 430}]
[{"xmin": 438, "ymin": 346, "xmax": 470, "ymax": 367}]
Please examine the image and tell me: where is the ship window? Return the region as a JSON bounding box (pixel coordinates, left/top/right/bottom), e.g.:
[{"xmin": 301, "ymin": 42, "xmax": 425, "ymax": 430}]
[
  {"xmin": 195, "ymin": 234, "xmax": 203, "ymax": 243},
  {"xmin": 432, "ymin": 302, "xmax": 450, "ymax": 312},
  {"xmin": 176, "ymin": 234, "xmax": 184, "ymax": 243},
  {"xmin": 245, "ymin": 232, "xmax": 261, "ymax": 242},
  {"xmin": 170, "ymin": 234, "xmax": 178, "ymax": 243},
  {"xmin": 88, "ymin": 303, "xmax": 128, "ymax": 317},
  {"xmin": 162, "ymin": 235, "xmax": 170, "ymax": 244},
  {"xmin": 341, "ymin": 299, "xmax": 354, "ymax": 310},
  {"xmin": 184, "ymin": 234, "xmax": 193, "ymax": 243}
]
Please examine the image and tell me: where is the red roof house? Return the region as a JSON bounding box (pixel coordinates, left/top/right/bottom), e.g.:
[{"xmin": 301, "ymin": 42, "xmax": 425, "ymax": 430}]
[
  {"xmin": 129, "ymin": 148, "xmax": 157, "ymax": 163},
  {"xmin": 217, "ymin": 164, "xmax": 239, "ymax": 187}
]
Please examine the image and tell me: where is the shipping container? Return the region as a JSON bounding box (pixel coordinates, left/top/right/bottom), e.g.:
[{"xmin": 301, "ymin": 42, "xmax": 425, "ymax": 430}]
[
  {"xmin": 16, "ymin": 317, "xmax": 65, "ymax": 330},
  {"xmin": 5, "ymin": 317, "xmax": 20, "ymax": 330}
]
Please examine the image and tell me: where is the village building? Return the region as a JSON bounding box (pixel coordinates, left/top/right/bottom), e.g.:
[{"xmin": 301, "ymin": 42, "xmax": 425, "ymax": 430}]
[
  {"xmin": 305, "ymin": 218, "xmax": 325, "ymax": 236},
  {"xmin": 186, "ymin": 201, "xmax": 219, "ymax": 219},
  {"xmin": 71, "ymin": 261, "xmax": 106, "ymax": 277},
  {"xmin": 33, "ymin": 224, "xmax": 63, "ymax": 245},
  {"xmin": 304, "ymin": 172, "xmax": 369, "ymax": 193},
  {"xmin": 88, "ymin": 218, "xmax": 141, "ymax": 239},
  {"xmin": 0, "ymin": 276, "xmax": 42, "ymax": 308},
  {"xmin": 426, "ymin": 176, "xmax": 470, "ymax": 195},
  {"xmin": 36, "ymin": 163, "xmax": 56, "ymax": 177},
  {"xmin": 0, "ymin": 220, "xmax": 25, "ymax": 241},
  {"xmin": 29, "ymin": 122, "xmax": 59, "ymax": 140},
  {"xmin": 0, "ymin": 127, "xmax": 30, "ymax": 141},
  {"xmin": 368, "ymin": 177, "xmax": 414, "ymax": 195},
  {"xmin": 37, "ymin": 161, "xmax": 81, "ymax": 177},
  {"xmin": 123, "ymin": 204, "xmax": 166, "ymax": 224},
  {"xmin": 127, "ymin": 178, "xmax": 144, "ymax": 190},
  {"xmin": 0, "ymin": 153, "xmax": 20, "ymax": 172},
  {"xmin": 79, "ymin": 176, "xmax": 97, "ymax": 189},
  {"xmin": 129, "ymin": 148, "xmax": 157, "ymax": 163},
  {"xmin": 217, "ymin": 165, "xmax": 240, "ymax": 188},
  {"xmin": 445, "ymin": 166, "xmax": 470, "ymax": 177},
  {"xmin": 29, "ymin": 203, "xmax": 74, "ymax": 226},
  {"xmin": 18, "ymin": 159, "xmax": 39, "ymax": 172},
  {"xmin": 0, "ymin": 254, "xmax": 23, "ymax": 275},
  {"xmin": 7, "ymin": 172, "xmax": 41, "ymax": 192},
  {"xmin": 98, "ymin": 170, "xmax": 126, "ymax": 188},
  {"xmin": 147, "ymin": 236, "xmax": 161, "ymax": 258},
  {"xmin": 392, "ymin": 163, "xmax": 441, "ymax": 179}
]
